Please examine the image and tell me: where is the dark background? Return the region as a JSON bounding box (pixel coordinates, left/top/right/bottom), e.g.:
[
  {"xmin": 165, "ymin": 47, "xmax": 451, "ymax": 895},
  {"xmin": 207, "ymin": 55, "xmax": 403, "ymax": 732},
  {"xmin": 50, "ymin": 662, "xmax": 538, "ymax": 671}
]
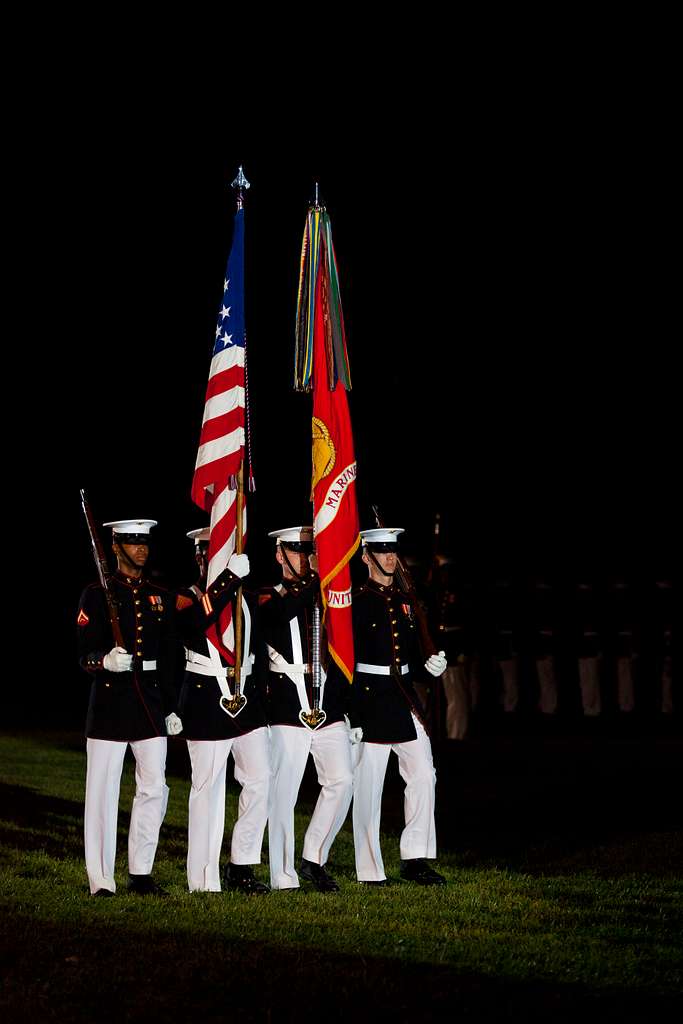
[{"xmin": 13, "ymin": 89, "xmax": 675, "ymax": 722}]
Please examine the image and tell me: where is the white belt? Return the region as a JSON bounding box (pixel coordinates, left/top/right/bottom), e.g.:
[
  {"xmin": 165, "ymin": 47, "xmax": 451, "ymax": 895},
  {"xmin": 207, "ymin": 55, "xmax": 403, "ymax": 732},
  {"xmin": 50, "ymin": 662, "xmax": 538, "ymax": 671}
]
[
  {"xmin": 184, "ymin": 649, "xmax": 254, "ymax": 680},
  {"xmin": 267, "ymin": 621, "xmax": 327, "ymax": 714},
  {"xmin": 268, "ymin": 651, "xmax": 312, "ymax": 675},
  {"xmin": 355, "ymin": 662, "xmax": 409, "ymax": 676}
]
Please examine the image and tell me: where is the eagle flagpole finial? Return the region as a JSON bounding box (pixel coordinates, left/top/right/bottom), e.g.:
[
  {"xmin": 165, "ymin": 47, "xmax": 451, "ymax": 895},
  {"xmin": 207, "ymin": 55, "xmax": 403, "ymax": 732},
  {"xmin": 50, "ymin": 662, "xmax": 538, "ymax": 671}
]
[{"xmin": 231, "ymin": 166, "xmax": 251, "ymax": 210}]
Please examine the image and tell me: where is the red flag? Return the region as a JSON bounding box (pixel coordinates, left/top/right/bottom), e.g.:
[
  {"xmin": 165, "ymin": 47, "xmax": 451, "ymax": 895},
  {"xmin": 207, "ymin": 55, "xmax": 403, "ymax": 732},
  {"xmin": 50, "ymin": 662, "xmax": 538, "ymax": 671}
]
[{"xmin": 297, "ymin": 208, "xmax": 359, "ymax": 682}]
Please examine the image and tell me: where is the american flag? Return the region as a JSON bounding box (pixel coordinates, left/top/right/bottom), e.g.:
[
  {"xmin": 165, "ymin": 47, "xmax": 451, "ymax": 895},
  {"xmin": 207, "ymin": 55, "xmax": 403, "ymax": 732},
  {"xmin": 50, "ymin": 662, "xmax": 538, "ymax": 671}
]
[{"xmin": 191, "ymin": 206, "xmax": 249, "ymax": 662}]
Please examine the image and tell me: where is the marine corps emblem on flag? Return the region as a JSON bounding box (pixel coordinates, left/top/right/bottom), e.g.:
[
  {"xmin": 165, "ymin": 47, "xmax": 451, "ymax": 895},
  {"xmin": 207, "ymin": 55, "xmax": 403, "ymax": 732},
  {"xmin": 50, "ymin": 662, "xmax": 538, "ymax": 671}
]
[{"xmin": 312, "ymin": 416, "xmax": 336, "ymax": 491}]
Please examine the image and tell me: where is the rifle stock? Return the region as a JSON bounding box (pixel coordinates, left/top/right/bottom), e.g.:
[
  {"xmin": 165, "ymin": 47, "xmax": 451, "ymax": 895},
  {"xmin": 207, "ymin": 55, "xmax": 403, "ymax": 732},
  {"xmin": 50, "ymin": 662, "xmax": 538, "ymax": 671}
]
[{"xmin": 80, "ymin": 489, "xmax": 125, "ymax": 649}]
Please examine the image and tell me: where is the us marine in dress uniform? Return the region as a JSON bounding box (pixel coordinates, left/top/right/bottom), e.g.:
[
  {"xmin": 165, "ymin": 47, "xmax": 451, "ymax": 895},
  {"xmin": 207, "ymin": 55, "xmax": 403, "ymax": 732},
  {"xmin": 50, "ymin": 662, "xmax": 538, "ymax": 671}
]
[
  {"xmin": 487, "ymin": 576, "xmax": 521, "ymax": 714},
  {"xmin": 349, "ymin": 528, "xmax": 448, "ymax": 886},
  {"xmin": 77, "ymin": 519, "xmax": 183, "ymax": 897},
  {"xmin": 433, "ymin": 561, "xmax": 481, "ymax": 740},
  {"xmin": 260, "ymin": 526, "xmax": 354, "ymax": 892},
  {"xmin": 177, "ymin": 529, "xmax": 270, "ymax": 894},
  {"xmin": 528, "ymin": 576, "xmax": 560, "ymax": 716},
  {"xmin": 573, "ymin": 580, "xmax": 604, "ymax": 717},
  {"xmin": 652, "ymin": 576, "xmax": 674, "ymax": 715}
]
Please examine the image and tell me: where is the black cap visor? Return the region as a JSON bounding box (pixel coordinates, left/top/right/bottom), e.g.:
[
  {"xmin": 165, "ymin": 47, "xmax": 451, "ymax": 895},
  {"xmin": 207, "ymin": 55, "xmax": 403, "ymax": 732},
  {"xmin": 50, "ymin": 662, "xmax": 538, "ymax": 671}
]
[{"xmin": 281, "ymin": 541, "xmax": 313, "ymax": 554}]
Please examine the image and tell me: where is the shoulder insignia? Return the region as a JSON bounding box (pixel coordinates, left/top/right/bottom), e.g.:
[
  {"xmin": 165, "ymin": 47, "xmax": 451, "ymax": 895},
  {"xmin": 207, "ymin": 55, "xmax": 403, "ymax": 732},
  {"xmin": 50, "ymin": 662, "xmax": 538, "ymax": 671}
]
[
  {"xmin": 259, "ymin": 592, "xmax": 273, "ymax": 606},
  {"xmin": 77, "ymin": 609, "xmax": 89, "ymax": 627},
  {"xmin": 175, "ymin": 594, "xmax": 194, "ymax": 611}
]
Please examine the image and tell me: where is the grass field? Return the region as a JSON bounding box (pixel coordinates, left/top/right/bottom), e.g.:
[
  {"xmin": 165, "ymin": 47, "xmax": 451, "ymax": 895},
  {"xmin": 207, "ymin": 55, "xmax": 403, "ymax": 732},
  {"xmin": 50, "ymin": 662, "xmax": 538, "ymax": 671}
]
[{"xmin": 1, "ymin": 727, "xmax": 681, "ymax": 1021}]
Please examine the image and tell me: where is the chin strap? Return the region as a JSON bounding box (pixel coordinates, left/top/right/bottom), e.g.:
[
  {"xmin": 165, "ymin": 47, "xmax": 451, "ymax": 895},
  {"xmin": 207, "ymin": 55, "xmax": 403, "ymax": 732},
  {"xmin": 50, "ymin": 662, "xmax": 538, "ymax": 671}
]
[
  {"xmin": 367, "ymin": 549, "xmax": 395, "ymax": 581},
  {"xmin": 281, "ymin": 546, "xmax": 310, "ymax": 582},
  {"xmin": 116, "ymin": 546, "xmax": 143, "ymax": 575}
]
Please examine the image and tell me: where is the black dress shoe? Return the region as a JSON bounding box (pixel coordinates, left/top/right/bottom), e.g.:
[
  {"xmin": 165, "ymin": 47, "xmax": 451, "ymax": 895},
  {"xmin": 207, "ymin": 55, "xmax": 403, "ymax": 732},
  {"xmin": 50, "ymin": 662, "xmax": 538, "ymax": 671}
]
[
  {"xmin": 223, "ymin": 864, "xmax": 270, "ymax": 894},
  {"xmin": 127, "ymin": 874, "xmax": 169, "ymax": 896},
  {"xmin": 399, "ymin": 859, "xmax": 446, "ymax": 886},
  {"xmin": 299, "ymin": 858, "xmax": 340, "ymax": 893},
  {"xmin": 358, "ymin": 879, "xmax": 388, "ymax": 887},
  {"xmin": 92, "ymin": 888, "xmax": 115, "ymax": 897}
]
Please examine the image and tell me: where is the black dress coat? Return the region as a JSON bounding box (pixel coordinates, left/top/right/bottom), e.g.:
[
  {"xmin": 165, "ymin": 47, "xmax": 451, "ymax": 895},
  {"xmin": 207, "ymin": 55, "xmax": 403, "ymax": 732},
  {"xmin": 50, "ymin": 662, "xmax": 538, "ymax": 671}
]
[
  {"xmin": 348, "ymin": 579, "xmax": 427, "ymax": 744},
  {"xmin": 260, "ymin": 572, "xmax": 350, "ymax": 729},
  {"xmin": 77, "ymin": 572, "xmax": 179, "ymax": 742},
  {"xmin": 176, "ymin": 571, "xmax": 268, "ymax": 740}
]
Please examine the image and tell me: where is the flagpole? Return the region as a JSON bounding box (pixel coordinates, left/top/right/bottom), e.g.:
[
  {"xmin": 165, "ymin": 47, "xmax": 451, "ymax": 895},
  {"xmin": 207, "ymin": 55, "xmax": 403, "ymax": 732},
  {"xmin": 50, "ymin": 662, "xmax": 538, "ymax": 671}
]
[
  {"xmin": 311, "ymin": 183, "xmax": 323, "ymax": 725},
  {"xmin": 296, "ymin": 182, "xmax": 358, "ymax": 729},
  {"xmin": 230, "ymin": 166, "xmax": 250, "ymax": 706}
]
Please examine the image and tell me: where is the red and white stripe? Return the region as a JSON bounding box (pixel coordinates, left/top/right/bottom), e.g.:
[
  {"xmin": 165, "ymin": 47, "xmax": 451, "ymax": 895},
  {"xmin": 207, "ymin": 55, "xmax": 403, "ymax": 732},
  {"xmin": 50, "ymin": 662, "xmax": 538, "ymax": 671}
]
[{"xmin": 191, "ymin": 343, "xmax": 246, "ymax": 662}]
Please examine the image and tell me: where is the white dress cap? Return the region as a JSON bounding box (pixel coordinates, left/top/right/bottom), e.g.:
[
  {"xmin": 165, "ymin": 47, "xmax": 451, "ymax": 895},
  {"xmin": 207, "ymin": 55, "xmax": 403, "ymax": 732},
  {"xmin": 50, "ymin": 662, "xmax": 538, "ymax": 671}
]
[
  {"xmin": 186, "ymin": 528, "xmax": 210, "ymax": 544},
  {"xmin": 360, "ymin": 527, "xmax": 404, "ymax": 546},
  {"xmin": 267, "ymin": 526, "xmax": 313, "ymax": 545},
  {"xmin": 103, "ymin": 519, "xmax": 158, "ymax": 535}
]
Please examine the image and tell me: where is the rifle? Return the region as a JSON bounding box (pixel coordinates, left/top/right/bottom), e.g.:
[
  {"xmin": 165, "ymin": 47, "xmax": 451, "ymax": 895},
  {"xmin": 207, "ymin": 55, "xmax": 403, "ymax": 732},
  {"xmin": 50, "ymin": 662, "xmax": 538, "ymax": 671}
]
[
  {"xmin": 80, "ymin": 489, "xmax": 125, "ymax": 649},
  {"xmin": 425, "ymin": 511, "xmax": 441, "ymax": 589},
  {"xmin": 370, "ymin": 504, "xmax": 437, "ymax": 659}
]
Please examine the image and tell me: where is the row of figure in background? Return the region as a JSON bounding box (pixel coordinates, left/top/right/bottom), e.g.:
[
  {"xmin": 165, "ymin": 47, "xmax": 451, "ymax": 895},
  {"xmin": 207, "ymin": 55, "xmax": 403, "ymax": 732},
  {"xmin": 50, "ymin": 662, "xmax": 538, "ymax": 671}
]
[{"xmin": 416, "ymin": 567, "xmax": 675, "ymax": 739}]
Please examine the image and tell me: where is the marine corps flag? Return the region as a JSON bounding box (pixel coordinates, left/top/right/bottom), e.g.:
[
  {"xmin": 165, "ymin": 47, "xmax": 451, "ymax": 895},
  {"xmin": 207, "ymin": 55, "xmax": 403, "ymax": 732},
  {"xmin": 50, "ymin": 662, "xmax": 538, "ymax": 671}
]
[{"xmin": 295, "ymin": 204, "xmax": 359, "ymax": 682}]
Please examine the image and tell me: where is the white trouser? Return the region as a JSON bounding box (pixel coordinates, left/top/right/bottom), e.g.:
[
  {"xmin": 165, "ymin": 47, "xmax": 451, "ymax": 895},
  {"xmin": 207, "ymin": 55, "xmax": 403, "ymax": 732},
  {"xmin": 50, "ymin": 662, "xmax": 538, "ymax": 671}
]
[
  {"xmin": 499, "ymin": 657, "xmax": 519, "ymax": 712},
  {"xmin": 352, "ymin": 714, "xmax": 436, "ymax": 883},
  {"xmin": 616, "ymin": 655, "xmax": 636, "ymax": 713},
  {"xmin": 186, "ymin": 728, "xmax": 270, "ymax": 892},
  {"xmin": 661, "ymin": 655, "xmax": 673, "ymax": 714},
  {"xmin": 84, "ymin": 736, "xmax": 169, "ymax": 895},
  {"xmin": 268, "ymin": 722, "xmax": 353, "ymax": 890},
  {"xmin": 579, "ymin": 656, "xmax": 602, "ymax": 716},
  {"xmin": 536, "ymin": 655, "xmax": 558, "ymax": 714},
  {"xmin": 442, "ymin": 666, "xmax": 467, "ymax": 740}
]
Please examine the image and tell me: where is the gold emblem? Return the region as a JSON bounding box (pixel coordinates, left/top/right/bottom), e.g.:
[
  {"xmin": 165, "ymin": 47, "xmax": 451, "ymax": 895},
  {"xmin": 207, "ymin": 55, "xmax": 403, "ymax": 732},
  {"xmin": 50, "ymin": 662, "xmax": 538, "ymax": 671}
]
[
  {"xmin": 220, "ymin": 694, "xmax": 247, "ymax": 718},
  {"xmin": 299, "ymin": 708, "xmax": 327, "ymax": 731},
  {"xmin": 311, "ymin": 416, "xmax": 336, "ymax": 493}
]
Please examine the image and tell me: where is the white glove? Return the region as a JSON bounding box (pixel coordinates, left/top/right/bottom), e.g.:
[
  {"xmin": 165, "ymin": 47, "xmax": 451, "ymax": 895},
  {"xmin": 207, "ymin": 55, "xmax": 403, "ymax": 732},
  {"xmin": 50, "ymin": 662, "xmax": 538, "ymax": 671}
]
[
  {"xmin": 425, "ymin": 650, "xmax": 448, "ymax": 677},
  {"xmin": 165, "ymin": 713, "xmax": 183, "ymax": 736},
  {"xmin": 227, "ymin": 553, "xmax": 250, "ymax": 578},
  {"xmin": 344, "ymin": 714, "xmax": 363, "ymax": 745},
  {"xmin": 103, "ymin": 646, "xmax": 133, "ymax": 672}
]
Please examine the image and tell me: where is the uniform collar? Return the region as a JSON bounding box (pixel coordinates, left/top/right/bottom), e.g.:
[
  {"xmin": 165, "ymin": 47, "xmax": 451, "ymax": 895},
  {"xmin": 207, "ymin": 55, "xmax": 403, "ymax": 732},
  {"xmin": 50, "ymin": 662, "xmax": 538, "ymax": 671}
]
[
  {"xmin": 366, "ymin": 578, "xmax": 398, "ymax": 596},
  {"xmin": 114, "ymin": 571, "xmax": 146, "ymax": 588}
]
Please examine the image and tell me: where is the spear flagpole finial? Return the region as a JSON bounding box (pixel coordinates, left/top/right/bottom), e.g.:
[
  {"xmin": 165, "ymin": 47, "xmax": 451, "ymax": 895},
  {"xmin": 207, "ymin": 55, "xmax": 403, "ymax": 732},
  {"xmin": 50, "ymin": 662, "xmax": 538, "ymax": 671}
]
[{"xmin": 231, "ymin": 165, "xmax": 251, "ymax": 210}]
